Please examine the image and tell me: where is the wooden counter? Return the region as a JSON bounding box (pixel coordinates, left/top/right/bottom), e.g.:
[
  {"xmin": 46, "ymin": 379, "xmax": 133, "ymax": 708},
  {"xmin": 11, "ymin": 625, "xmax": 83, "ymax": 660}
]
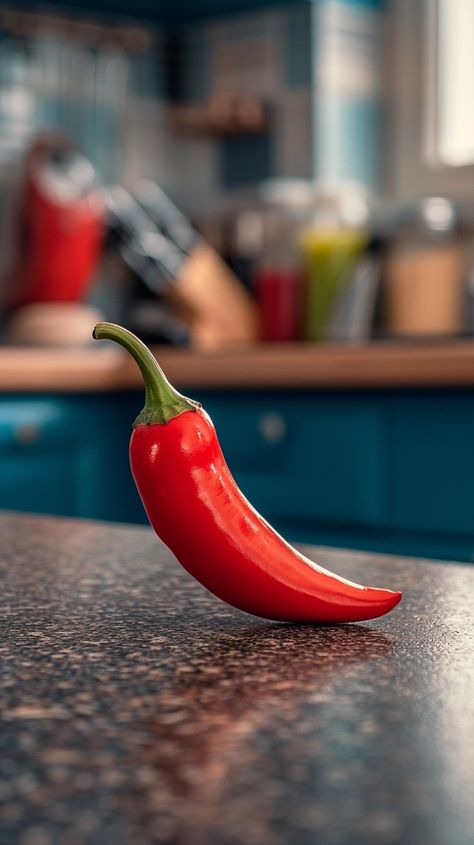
[{"xmin": 1, "ymin": 339, "xmax": 474, "ymax": 392}]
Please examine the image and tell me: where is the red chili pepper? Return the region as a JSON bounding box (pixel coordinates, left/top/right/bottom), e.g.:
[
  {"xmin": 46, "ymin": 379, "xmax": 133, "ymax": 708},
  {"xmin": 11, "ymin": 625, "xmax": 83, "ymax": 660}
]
[{"xmin": 93, "ymin": 323, "xmax": 402, "ymax": 623}]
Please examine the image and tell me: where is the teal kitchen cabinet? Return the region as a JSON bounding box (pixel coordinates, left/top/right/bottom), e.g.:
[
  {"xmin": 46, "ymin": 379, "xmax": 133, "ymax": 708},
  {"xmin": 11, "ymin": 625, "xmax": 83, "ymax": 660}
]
[
  {"xmin": 203, "ymin": 392, "xmax": 384, "ymax": 528},
  {"xmin": 0, "ymin": 395, "xmax": 142, "ymax": 524},
  {"xmin": 1, "ymin": 387, "xmax": 472, "ymax": 562},
  {"xmin": 201, "ymin": 389, "xmax": 474, "ymax": 563}
]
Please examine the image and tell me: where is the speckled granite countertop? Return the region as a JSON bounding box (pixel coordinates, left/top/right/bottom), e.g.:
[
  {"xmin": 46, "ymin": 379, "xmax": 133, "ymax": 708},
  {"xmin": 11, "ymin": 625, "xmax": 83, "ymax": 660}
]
[{"xmin": 0, "ymin": 513, "xmax": 473, "ymax": 845}]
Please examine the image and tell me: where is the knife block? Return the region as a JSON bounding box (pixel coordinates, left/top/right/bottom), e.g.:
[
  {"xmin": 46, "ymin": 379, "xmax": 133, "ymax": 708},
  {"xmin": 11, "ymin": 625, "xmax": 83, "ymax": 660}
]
[{"xmin": 171, "ymin": 242, "xmax": 258, "ymax": 350}]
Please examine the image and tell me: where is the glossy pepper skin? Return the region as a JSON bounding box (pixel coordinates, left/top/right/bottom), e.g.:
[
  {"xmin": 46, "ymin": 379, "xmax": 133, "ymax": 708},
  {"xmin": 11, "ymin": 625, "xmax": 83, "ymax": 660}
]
[{"xmin": 93, "ymin": 323, "xmax": 402, "ymax": 623}]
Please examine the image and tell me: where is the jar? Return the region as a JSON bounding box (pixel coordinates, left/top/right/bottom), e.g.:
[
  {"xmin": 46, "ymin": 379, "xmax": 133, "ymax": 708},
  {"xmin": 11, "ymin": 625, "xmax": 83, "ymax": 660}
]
[
  {"xmin": 253, "ymin": 180, "xmax": 311, "ymax": 342},
  {"xmin": 383, "ymin": 198, "xmax": 466, "ymax": 337},
  {"xmin": 300, "ymin": 188, "xmax": 369, "ymax": 341}
]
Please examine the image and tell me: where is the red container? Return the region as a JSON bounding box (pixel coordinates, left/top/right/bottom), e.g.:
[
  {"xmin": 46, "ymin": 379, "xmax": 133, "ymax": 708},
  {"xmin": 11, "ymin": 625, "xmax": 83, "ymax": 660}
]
[{"xmin": 255, "ymin": 266, "xmax": 300, "ymax": 342}]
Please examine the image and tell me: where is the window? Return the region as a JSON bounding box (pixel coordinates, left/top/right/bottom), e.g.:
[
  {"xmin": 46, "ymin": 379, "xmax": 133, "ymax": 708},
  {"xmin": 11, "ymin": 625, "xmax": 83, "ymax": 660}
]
[
  {"xmin": 387, "ymin": 0, "xmax": 474, "ymax": 197},
  {"xmin": 433, "ymin": 0, "xmax": 474, "ymax": 167}
]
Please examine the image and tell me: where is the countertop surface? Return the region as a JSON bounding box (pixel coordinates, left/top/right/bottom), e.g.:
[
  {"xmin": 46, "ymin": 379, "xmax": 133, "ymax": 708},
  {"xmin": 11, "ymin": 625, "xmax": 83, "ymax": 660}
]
[
  {"xmin": 1, "ymin": 513, "xmax": 473, "ymax": 845},
  {"xmin": 1, "ymin": 340, "xmax": 474, "ymax": 392}
]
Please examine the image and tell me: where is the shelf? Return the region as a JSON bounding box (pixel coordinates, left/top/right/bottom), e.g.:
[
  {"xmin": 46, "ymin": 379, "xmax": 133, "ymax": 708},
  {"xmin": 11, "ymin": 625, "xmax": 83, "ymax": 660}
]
[
  {"xmin": 14, "ymin": 0, "xmax": 298, "ymax": 25},
  {"xmin": 1, "ymin": 340, "xmax": 473, "ymax": 392}
]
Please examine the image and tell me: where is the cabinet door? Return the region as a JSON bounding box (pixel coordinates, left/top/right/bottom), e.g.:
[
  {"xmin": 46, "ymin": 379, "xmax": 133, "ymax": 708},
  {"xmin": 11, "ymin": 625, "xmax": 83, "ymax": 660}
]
[
  {"xmin": 0, "ymin": 400, "xmax": 91, "ymax": 517},
  {"xmin": 385, "ymin": 392, "xmax": 474, "ymax": 537},
  {"xmin": 202, "ymin": 391, "xmax": 384, "ymax": 530},
  {"xmin": 0, "ymin": 394, "xmax": 147, "ymax": 523}
]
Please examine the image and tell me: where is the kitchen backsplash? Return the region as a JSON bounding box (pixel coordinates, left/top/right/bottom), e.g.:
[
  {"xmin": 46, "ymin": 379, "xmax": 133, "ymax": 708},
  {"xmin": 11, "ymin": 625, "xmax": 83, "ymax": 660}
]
[{"xmin": 0, "ymin": 1, "xmax": 384, "ymax": 214}]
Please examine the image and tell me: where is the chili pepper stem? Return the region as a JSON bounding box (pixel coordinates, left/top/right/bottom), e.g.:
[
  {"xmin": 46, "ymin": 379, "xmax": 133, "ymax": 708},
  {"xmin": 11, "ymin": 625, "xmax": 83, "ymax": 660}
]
[{"xmin": 93, "ymin": 322, "xmax": 198, "ymax": 426}]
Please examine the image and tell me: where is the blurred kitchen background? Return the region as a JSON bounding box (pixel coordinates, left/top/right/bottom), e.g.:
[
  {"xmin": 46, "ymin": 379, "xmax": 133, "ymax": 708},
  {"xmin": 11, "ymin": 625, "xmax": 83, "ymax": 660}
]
[{"xmin": 0, "ymin": 0, "xmax": 473, "ymax": 562}]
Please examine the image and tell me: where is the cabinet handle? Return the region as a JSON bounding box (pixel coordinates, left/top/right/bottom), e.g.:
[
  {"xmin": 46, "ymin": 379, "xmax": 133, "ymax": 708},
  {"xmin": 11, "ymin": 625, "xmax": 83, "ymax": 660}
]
[
  {"xmin": 14, "ymin": 424, "xmax": 41, "ymax": 445},
  {"xmin": 258, "ymin": 412, "xmax": 287, "ymax": 444}
]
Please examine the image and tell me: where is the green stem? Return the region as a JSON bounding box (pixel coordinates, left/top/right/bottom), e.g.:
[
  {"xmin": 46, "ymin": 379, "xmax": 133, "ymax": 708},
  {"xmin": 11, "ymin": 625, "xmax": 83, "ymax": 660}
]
[{"xmin": 93, "ymin": 322, "xmax": 198, "ymax": 426}]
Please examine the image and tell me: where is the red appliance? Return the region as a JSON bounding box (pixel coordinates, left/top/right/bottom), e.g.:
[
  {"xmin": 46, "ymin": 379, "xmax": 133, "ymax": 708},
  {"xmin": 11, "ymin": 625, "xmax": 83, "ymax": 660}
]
[{"xmin": 5, "ymin": 136, "xmax": 104, "ymax": 309}]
